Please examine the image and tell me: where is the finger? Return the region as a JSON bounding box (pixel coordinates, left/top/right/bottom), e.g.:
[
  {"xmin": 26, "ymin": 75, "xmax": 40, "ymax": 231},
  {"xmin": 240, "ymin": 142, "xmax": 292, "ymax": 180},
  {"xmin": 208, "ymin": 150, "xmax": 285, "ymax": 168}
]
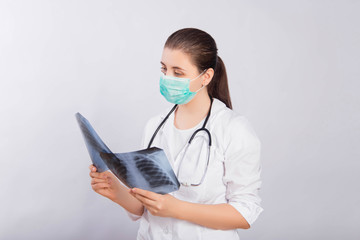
[
  {"xmin": 132, "ymin": 188, "xmax": 158, "ymax": 200},
  {"xmin": 89, "ymin": 172, "xmax": 105, "ymax": 179},
  {"xmin": 143, "ymin": 205, "xmax": 157, "ymax": 215},
  {"xmin": 130, "ymin": 192, "xmax": 156, "ymax": 214},
  {"xmin": 89, "ymin": 170, "xmax": 100, "ymax": 178},
  {"xmin": 88, "ymin": 164, "xmax": 97, "ymax": 172},
  {"xmin": 92, "ymin": 182, "xmax": 110, "ymax": 190},
  {"xmin": 129, "ymin": 190, "xmax": 139, "ymax": 199},
  {"xmin": 89, "ymin": 171, "xmax": 108, "ymax": 179},
  {"xmin": 132, "ymin": 193, "xmax": 147, "ymax": 205},
  {"xmin": 133, "ymin": 193, "xmax": 156, "ymax": 208},
  {"xmin": 91, "ymin": 177, "xmax": 108, "ymax": 185}
]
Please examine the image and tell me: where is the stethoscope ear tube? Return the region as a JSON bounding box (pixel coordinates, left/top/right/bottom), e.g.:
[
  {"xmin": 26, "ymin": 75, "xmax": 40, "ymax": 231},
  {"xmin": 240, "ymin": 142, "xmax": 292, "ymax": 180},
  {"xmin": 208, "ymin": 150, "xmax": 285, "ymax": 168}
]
[
  {"xmin": 147, "ymin": 103, "xmax": 178, "ymax": 149},
  {"xmin": 148, "ymin": 97, "xmax": 213, "ymax": 149}
]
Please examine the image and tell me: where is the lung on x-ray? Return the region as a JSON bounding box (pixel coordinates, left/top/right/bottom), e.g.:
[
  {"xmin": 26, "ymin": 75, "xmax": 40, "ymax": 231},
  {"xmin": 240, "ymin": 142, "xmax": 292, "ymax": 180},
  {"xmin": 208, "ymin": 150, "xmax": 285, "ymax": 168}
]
[{"xmin": 75, "ymin": 112, "xmax": 180, "ymax": 194}]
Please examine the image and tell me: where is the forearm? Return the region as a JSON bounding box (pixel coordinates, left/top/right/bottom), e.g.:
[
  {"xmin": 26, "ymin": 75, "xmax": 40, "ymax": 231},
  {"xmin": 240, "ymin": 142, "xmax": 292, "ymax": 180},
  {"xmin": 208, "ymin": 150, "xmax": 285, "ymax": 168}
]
[
  {"xmin": 176, "ymin": 201, "xmax": 250, "ymax": 230},
  {"xmin": 113, "ymin": 183, "xmax": 144, "ymax": 216}
]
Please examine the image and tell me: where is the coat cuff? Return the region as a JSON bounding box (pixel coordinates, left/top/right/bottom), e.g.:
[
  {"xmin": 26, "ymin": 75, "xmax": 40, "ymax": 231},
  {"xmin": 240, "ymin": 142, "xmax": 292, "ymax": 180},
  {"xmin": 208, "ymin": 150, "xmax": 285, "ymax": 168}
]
[
  {"xmin": 125, "ymin": 209, "xmax": 142, "ymax": 221},
  {"xmin": 228, "ymin": 201, "xmax": 264, "ymax": 227}
]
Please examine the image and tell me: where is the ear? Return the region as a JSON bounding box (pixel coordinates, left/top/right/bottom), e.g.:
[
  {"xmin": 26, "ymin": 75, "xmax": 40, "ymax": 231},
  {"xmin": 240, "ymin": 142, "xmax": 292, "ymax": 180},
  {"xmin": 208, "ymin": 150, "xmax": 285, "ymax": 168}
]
[{"xmin": 202, "ymin": 68, "xmax": 215, "ymax": 86}]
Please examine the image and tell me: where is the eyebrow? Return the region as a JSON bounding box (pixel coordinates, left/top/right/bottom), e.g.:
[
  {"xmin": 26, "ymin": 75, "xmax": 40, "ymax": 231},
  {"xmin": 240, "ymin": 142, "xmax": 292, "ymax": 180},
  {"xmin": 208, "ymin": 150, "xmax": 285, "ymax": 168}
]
[{"xmin": 160, "ymin": 61, "xmax": 186, "ymax": 71}]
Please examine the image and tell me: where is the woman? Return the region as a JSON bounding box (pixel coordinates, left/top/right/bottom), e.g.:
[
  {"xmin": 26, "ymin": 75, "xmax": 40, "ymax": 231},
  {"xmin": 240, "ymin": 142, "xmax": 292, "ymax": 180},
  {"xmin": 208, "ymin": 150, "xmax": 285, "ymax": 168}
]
[{"xmin": 88, "ymin": 28, "xmax": 263, "ymax": 239}]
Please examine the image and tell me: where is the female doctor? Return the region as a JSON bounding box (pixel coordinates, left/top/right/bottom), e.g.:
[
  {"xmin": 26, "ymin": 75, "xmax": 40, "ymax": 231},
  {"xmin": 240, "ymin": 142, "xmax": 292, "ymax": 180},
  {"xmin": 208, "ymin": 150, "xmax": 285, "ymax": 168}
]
[{"xmin": 88, "ymin": 28, "xmax": 263, "ymax": 239}]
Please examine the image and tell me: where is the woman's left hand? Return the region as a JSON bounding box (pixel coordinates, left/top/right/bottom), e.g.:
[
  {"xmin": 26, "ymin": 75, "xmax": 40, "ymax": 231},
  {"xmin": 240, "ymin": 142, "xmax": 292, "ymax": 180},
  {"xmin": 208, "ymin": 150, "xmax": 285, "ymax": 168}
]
[{"xmin": 129, "ymin": 188, "xmax": 182, "ymax": 218}]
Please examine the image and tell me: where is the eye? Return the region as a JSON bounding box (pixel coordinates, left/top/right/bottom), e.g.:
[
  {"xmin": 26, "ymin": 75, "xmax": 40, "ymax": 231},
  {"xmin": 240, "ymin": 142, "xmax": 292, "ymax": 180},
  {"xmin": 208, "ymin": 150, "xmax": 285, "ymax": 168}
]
[
  {"xmin": 160, "ymin": 67, "xmax": 166, "ymax": 72},
  {"xmin": 174, "ymin": 72, "xmax": 182, "ymax": 76}
]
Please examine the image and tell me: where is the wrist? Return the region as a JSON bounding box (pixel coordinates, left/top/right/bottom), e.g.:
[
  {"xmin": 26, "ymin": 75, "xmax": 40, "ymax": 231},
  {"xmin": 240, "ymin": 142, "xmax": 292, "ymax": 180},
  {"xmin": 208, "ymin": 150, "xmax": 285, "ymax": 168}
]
[
  {"xmin": 173, "ymin": 199, "xmax": 188, "ymax": 220},
  {"xmin": 112, "ymin": 191, "xmax": 123, "ymax": 206}
]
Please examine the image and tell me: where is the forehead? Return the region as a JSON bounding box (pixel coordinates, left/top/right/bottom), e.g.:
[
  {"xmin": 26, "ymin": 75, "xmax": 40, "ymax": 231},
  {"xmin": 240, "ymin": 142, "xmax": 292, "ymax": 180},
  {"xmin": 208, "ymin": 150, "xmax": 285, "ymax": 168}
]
[{"xmin": 161, "ymin": 47, "xmax": 195, "ymax": 70}]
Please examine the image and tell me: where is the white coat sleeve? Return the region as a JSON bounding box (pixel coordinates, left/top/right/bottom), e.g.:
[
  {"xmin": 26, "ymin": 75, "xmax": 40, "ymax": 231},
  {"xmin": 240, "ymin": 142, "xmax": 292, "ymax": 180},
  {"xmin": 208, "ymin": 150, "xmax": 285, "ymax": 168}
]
[
  {"xmin": 125, "ymin": 118, "xmax": 152, "ymax": 222},
  {"xmin": 222, "ymin": 115, "xmax": 264, "ymax": 227}
]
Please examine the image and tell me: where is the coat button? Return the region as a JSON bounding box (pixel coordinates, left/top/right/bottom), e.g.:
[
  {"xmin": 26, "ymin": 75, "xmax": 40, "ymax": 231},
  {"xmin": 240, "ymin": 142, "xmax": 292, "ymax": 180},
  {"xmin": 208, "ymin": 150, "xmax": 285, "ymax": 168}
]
[{"xmin": 163, "ymin": 226, "xmax": 169, "ymax": 234}]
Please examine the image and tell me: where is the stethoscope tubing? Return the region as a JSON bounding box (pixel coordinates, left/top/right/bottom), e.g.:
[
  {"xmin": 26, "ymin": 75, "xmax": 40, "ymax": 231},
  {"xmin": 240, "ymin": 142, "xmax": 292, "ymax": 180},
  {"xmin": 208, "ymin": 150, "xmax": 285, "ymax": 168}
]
[
  {"xmin": 147, "ymin": 97, "xmax": 214, "ymax": 187},
  {"xmin": 148, "ymin": 97, "xmax": 213, "ymax": 149}
]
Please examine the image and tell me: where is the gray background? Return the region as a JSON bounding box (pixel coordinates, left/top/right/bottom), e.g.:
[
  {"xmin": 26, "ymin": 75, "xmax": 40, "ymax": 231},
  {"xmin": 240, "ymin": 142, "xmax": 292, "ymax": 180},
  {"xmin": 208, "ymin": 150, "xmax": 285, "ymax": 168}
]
[{"xmin": 0, "ymin": 0, "xmax": 359, "ymax": 239}]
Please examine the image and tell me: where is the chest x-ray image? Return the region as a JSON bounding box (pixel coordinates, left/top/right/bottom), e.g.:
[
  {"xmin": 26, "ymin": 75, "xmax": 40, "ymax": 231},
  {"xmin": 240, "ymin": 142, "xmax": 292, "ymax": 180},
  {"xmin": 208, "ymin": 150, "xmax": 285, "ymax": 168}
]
[{"xmin": 75, "ymin": 112, "xmax": 180, "ymax": 194}]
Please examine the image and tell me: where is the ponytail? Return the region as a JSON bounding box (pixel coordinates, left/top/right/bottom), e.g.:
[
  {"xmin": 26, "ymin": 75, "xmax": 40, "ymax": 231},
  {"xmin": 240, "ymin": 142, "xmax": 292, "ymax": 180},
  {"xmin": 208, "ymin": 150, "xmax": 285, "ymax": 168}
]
[{"xmin": 208, "ymin": 56, "xmax": 232, "ymax": 109}]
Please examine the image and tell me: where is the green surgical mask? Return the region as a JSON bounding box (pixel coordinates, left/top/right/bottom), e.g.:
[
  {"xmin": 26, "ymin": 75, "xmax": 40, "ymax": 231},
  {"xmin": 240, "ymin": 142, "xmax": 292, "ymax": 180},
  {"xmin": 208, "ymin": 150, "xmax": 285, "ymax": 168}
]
[{"xmin": 159, "ymin": 69, "xmax": 207, "ymax": 105}]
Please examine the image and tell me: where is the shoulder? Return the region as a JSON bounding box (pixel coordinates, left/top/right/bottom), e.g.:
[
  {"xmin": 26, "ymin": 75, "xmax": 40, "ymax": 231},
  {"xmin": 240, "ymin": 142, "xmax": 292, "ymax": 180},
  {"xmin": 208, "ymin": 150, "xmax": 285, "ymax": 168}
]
[
  {"xmin": 227, "ymin": 112, "xmax": 261, "ymax": 148},
  {"xmin": 211, "ymin": 99, "xmax": 261, "ymax": 154}
]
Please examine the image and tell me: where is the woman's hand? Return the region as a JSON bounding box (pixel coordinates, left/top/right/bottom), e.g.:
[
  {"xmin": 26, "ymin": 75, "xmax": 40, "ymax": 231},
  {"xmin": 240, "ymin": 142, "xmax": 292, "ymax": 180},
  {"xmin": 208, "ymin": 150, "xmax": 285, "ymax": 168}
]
[
  {"xmin": 88, "ymin": 164, "xmax": 122, "ymax": 203},
  {"xmin": 129, "ymin": 188, "xmax": 182, "ymax": 218}
]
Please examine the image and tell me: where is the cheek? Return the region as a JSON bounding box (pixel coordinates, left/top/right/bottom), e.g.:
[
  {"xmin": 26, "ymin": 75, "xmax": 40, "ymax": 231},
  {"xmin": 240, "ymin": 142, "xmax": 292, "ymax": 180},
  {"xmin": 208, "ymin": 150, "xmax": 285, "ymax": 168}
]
[{"xmin": 189, "ymin": 81, "xmax": 202, "ymax": 92}]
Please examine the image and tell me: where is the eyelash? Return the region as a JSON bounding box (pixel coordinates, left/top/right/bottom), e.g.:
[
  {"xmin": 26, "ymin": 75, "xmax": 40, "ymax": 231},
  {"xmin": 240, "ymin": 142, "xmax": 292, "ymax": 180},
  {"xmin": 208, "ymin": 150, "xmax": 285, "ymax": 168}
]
[{"xmin": 161, "ymin": 67, "xmax": 182, "ymax": 76}]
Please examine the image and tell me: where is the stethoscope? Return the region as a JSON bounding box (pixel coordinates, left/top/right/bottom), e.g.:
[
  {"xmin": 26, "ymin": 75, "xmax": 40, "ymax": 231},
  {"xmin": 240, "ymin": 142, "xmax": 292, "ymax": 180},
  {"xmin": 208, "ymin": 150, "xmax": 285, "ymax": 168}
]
[{"xmin": 147, "ymin": 97, "xmax": 214, "ymax": 187}]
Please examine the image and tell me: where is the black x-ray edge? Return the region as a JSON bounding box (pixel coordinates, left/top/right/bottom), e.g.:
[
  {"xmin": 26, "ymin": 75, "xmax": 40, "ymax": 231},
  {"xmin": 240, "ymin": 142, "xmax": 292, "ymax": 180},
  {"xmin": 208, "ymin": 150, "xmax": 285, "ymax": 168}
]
[{"xmin": 75, "ymin": 112, "xmax": 180, "ymax": 194}]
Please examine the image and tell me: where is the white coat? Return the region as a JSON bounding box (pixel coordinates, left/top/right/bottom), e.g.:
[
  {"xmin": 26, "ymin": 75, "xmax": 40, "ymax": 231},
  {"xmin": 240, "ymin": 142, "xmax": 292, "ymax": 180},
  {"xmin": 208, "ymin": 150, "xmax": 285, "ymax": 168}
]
[{"xmin": 126, "ymin": 97, "xmax": 263, "ymax": 240}]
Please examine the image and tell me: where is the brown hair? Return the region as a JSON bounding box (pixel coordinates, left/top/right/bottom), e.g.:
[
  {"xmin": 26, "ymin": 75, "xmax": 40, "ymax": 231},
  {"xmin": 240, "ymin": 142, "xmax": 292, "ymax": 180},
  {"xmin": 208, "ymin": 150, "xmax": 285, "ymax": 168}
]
[{"xmin": 164, "ymin": 28, "xmax": 233, "ymax": 109}]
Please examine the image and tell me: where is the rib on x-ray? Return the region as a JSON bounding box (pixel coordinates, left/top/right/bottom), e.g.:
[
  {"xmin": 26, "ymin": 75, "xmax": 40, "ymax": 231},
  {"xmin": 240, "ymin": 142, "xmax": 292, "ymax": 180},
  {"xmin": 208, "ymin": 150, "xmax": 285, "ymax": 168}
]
[{"xmin": 75, "ymin": 112, "xmax": 180, "ymax": 194}]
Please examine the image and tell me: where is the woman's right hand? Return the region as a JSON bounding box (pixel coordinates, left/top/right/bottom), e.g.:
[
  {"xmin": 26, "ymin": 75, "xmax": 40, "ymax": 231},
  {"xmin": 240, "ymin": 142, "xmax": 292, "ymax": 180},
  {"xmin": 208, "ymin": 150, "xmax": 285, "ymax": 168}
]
[{"xmin": 88, "ymin": 164, "xmax": 122, "ymax": 202}]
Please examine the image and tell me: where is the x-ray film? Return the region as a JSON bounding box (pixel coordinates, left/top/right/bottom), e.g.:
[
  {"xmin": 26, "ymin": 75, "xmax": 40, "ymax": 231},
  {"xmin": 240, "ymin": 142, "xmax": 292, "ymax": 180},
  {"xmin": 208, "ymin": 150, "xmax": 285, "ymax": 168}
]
[{"xmin": 75, "ymin": 112, "xmax": 180, "ymax": 194}]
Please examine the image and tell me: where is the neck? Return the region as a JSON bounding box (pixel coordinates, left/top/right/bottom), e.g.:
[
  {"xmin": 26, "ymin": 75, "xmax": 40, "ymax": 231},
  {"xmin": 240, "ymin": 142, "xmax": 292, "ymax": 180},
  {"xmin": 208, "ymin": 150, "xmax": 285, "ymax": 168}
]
[{"xmin": 176, "ymin": 89, "xmax": 211, "ymax": 116}]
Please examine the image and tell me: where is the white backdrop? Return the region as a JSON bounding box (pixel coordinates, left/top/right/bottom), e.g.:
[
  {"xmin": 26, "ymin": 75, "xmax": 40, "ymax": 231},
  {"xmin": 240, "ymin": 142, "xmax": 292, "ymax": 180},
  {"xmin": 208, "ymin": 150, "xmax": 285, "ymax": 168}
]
[{"xmin": 0, "ymin": 0, "xmax": 359, "ymax": 239}]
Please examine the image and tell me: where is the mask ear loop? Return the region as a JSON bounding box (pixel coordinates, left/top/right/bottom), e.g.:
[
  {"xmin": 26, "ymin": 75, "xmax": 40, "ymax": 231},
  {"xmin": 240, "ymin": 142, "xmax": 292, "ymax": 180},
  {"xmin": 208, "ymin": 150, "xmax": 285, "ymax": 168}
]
[
  {"xmin": 191, "ymin": 68, "xmax": 208, "ymax": 93},
  {"xmin": 195, "ymin": 84, "xmax": 205, "ymax": 93},
  {"xmin": 190, "ymin": 69, "xmax": 207, "ymax": 82}
]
